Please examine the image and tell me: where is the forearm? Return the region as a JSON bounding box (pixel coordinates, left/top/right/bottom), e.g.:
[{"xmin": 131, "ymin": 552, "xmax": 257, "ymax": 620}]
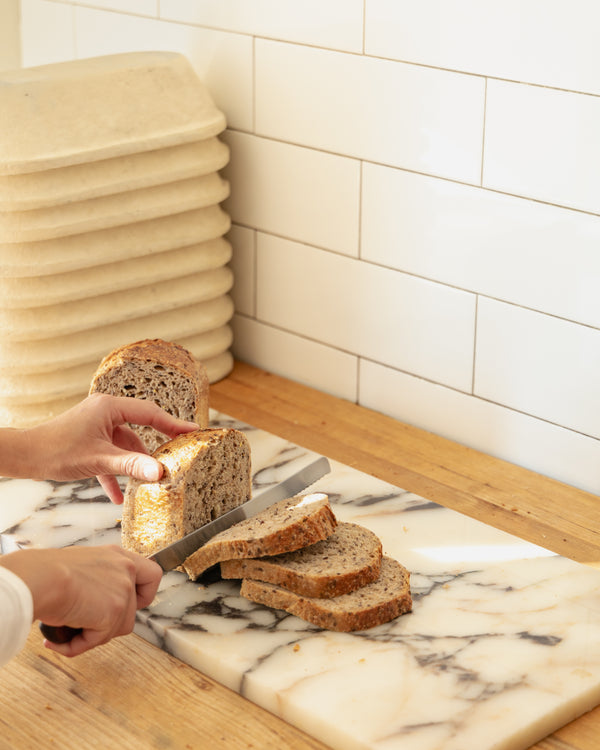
[{"xmin": 0, "ymin": 427, "xmax": 38, "ymax": 480}]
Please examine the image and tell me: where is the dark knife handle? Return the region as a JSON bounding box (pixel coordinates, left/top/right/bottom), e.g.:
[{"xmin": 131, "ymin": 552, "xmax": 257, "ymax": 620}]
[{"xmin": 39, "ymin": 622, "xmax": 83, "ymax": 644}]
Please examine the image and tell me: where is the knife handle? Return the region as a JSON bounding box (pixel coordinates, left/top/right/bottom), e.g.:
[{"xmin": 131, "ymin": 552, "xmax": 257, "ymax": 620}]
[{"xmin": 39, "ymin": 622, "xmax": 83, "ymax": 644}]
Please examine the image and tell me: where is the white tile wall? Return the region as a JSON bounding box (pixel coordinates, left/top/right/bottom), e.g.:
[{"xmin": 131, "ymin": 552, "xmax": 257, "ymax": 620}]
[
  {"xmin": 227, "ymin": 225, "xmax": 255, "ymax": 318},
  {"xmin": 223, "ymin": 132, "xmax": 360, "ymax": 256},
  {"xmin": 256, "ymin": 233, "xmax": 476, "ymax": 391},
  {"xmin": 365, "ymin": 0, "xmax": 600, "ymax": 96},
  {"xmin": 20, "ymin": 0, "xmax": 75, "ymax": 66},
  {"xmin": 15, "ymin": 0, "xmax": 600, "ymax": 493},
  {"xmin": 362, "ymin": 164, "xmax": 600, "ymax": 328},
  {"xmin": 232, "ymin": 315, "xmax": 358, "ymax": 402},
  {"xmin": 360, "ymin": 360, "xmax": 600, "ymax": 494},
  {"xmin": 484, "ymin": 80, "xmax": 600, "ymax": 214},
  {"xmin": 255, "ymin": 40, "xmax": 486, "ymax": 184},
  {"xmin": 475, "ymin": 298, "xmax": 600, "ymax": 440},
  {"xmin": 160, "ymin": 0, "xmax": 365, "ymax": 53}
]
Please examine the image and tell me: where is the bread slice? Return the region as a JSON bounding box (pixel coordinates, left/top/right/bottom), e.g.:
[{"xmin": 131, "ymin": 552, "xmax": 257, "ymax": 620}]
[
  {"xmin": 220, "ymin": 522, "xmax": 382, "ymax": 598},
  {"xmin": 122, "ymin": 427, "xmax": 251, "ymax": 556},
  {"xmin": 89, "ymin": 338, "xmax": 209, "ymax": 452},
  {"xmin": 240, "ymin": 555, "xmax": 412, "ymax": 632},
  {"xmin": 182, "ymin": 493, "xmax": 337, "ymax": 581}
]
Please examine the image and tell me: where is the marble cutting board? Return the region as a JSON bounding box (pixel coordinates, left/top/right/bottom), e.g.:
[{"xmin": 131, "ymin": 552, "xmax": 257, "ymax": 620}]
[{"xmin": 2, "ymin": 410, "xmax": 600, "ymax": 750}]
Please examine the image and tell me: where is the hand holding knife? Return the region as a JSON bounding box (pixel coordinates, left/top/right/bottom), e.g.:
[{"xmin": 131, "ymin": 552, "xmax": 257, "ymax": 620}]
[{"xmin": 40, "ymin": 456, "xmax": 331, "ymax": 645}]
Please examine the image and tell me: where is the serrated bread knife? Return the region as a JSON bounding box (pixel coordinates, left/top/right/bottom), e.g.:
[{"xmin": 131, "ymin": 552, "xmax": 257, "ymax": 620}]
[{"xmin": 40, "ymin": 456, "xmax": 331, "ymax": 644}]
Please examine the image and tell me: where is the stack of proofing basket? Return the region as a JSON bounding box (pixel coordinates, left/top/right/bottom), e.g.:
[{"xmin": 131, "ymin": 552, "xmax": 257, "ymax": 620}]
[{"xmin": 0, "ymin": 51, "xmax": 234, "ymax": 428}]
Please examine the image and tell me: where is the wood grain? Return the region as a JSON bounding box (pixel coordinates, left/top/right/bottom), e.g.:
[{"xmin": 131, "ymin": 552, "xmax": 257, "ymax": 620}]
[{"xmin": 1, "ymin": 361, "xmax": 599, "ymax": 750}]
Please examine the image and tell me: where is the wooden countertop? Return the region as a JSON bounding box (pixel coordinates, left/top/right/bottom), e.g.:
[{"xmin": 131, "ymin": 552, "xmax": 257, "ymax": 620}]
[{"xmin": 2, "ymin": 361, "xmax": 599, "ymax": 749}]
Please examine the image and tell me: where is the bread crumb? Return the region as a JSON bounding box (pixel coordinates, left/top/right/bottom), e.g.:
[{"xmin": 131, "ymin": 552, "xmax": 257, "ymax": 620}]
[
  {"xmin": 293, "ymin": 643, "xmax": 301, "ymax": 652},
  {"xmin": 359, "ymin": 658, "xmax": 366, "ymax": 664}
]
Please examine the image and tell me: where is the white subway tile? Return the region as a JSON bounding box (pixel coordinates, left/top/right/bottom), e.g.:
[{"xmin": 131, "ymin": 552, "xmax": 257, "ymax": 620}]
[
  {"xmin": 362, "ymin": 163, "xmax": 600, "ymax": 329},
  {"xmin": 365, "ymin": 0, "xmax": 600, "ymax": 96},
  {"xmin": 73, "ymin": 6, "xmax": 253, "ymax": 130},
  {"xmin": 222, "ymin": 132, "xmax": 360, "ymax": 257},
  {"xmin": 256, "ymin": 233, "xmax": 476, "ymax": 391},
  {"xmin": 475, "ymin": 298, "xmax": 600, "ymax": 440},
  {"xmin": 360, "ymin": 359, "xmax": 600, "ymax": 495},
  {"xmin": 72, "ymin": 0, "xmax": 157, "ymax": 15},
  {"xmin": 232, "ymin": 315, "xmax": 358, "ymax": 402},
  {"xmin": 20, "ymin": 0, "xmax": 76, "ymax": 67},
  {"xmin": 484, "ymin": 80, "xmax": 600, "ymax": 215},
  {"xmin": 160, "ymin": 0, "xmax": 364, "ymax": 52},
  {"xmin": 227, "ymin": 225, "xmax": 255, "ymax": 317},
  {"xmin": 255, "ymin": 40, "xmax": 485, "ymax": 183}
]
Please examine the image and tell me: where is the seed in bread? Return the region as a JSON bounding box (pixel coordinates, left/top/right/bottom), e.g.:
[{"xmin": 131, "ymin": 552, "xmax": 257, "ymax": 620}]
[
  {"xmin": 89, "ymin": 337, "xmax": 209, "ymax": 452},
  {"xmin": 182, "ymin": 493, "xmax": 337, "ymax": 581},
  {"xmin": 220, "ymin": 522, "xmax": 382, "ymax": 598},
  {"xmin": 240, "ymin": 555, "xmax": 412, "ymax": 632},
  {"xmin": 122, "ymin": 427, "xmax": 251, "ymax": 557}
]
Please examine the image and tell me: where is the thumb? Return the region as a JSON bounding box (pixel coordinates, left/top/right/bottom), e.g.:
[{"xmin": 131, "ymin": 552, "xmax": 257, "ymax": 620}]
[{"xmin": 112, "ymin": 451, "xmax": 163, "ymax": 482}]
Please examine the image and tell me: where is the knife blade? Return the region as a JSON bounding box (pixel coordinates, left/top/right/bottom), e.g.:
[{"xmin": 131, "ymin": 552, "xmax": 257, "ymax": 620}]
[
  {"xmin": 150, "ymin": 455, "xmax": 330, "ymax": 572},
  {"xmin": 40, "ymin": 455, "xmax": 330, "ymax": 644}
]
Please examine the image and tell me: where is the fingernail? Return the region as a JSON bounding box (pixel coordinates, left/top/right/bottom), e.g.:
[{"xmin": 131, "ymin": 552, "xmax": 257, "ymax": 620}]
[{"xmin": 142, "ymin": 460, "xmax": 160, "ymax": 482}]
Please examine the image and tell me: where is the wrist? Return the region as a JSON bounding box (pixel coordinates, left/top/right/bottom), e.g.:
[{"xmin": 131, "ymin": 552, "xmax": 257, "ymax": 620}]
[
  {"xmin": 0, "ymin": 549, "xmax": 68, "ymax": 622},
  {"xmin": 0, "ymin": 428, "xmax": 36, "ymax": 479}
]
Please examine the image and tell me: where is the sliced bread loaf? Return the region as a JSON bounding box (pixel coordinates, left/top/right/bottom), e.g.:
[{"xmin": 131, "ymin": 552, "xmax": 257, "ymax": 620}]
[
  {"xmin": 220, "ymin": 522, "xmax": 382, "ymax": 598},
  {"xmin": 122, "ymin": 427, "xmax": 251, "ymax": 556},
  {"xmin": 240, "ymin": 555, "xmax": 412, "ymax": 632},
  {"xmin": 182, "ymin": 493, "xmax": 337, "ymax": 581},
  {"xmin": 89, "ymin": 338, "xmax": 209, "ymax": 452}
]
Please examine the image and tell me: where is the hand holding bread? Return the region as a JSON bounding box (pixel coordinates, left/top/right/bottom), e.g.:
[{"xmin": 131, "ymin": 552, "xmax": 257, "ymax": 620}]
[{"xmin": 95, "ymin": 338, "xmax": 413, "ymax": 632}]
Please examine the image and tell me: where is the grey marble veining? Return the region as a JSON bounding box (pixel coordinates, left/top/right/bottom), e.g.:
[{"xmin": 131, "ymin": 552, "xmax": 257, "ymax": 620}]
[{"xmin": 2, "ymin": 410, "xmax": 600, "ymax": 750}]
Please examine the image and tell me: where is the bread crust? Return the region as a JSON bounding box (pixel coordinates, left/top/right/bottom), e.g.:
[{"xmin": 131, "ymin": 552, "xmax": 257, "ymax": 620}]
[
  {"xmin": 241, "ymin": 556, "xmax": 412, "ymax": 632},
  {"xmin": 220, "ymin": 522, "xmax": 382, "ymax": 598},
  {"xmin": 122, "ymin": 427, "xmax": 251, "ymax": 556},
  {"xmin": 91, "ymin": 338, "xmax": 202, "ymax": 384},
  {"xmin": 89, "ymin": 338, "xmax": 209, "ymax": 451}
]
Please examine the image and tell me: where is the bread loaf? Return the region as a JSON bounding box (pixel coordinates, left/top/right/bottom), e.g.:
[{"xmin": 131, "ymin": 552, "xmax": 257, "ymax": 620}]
[
  {"xmin": 122, "ymin": 427, "xmax": 251, "ymax": 556},
  {"xmin": 220, "ymin": 522, "xmax": 382, "ymax": 598},
  {"xmin": 89, "ymin": 338, "xmax": 209, "ymax": 452},
  {"xmin": 182, "ymin": 493, "xmax": 337, "ymax": 581},
  {"xmin": 241, "ymin": 555, "xmax": 412, "ymax": 632}
]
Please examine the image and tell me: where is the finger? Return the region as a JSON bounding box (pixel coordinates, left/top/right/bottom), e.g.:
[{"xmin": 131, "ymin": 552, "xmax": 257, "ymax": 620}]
[
  {"xmin": 109, "ymin": 397, "xmax": 199, "ymax": 437},
  {"xmin": 134, "ymin": 559, "xmax": 163, "ymax": 609},
  {"xmin": 97, "ymin": 474, "xmax": 124, "ymax": 505},
  {"xmin": 95, "ymin": 447, "xmax": 164, "ymax": 485},
  {"xmin": 44, "ymin": 627, "xmax": 107, "ymax": 658},
  {"xmin": 112, "ymin": 423, "xmax": 149, "ymax": 455}
]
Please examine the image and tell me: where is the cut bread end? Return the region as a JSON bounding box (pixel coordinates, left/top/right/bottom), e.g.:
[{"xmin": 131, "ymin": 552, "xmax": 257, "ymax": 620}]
[
  {"xmin": 89, "ymin": 337, "xmax": 209, "ymax": 452},
  {"xmin": 121, "ymin": 427, "xmax": 251, "ymax": 556}
]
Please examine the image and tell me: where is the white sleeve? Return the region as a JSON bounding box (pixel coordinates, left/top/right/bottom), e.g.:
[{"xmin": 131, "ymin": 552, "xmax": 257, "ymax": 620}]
[{"xmin": 0, "ymin": 565, "xmax": 33, "ymax": 667}]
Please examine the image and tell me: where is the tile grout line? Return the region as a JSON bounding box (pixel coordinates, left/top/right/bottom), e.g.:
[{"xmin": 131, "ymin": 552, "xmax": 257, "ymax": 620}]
[
  {"xmin": 480, "ymin": 78, "xmax": 488, "ymax": 186},
  {"xmin": 472, "ymin": 296, "xmax": 479, "ymax": 395},
  {"xmin": 231, "ymin": 222, "xmax": 600, "ymax": 334},
  {"xmin": 46, "ymin": 4, "xmax": 600, "ymax": 100},
  {"xmin": 251, "ymin": 34, "xmax": 257, "ymax": 134},
  {"xmin": 357, "ymin": 159, "xmax": 364, "ymax": 259},
  {"xmin": 233, "ymin": 313, "xmax": 600, "ymax": 444},
  {"xmin": 252, "ymin": 228, "xmax": 258, "ymax": 320},
  {"xmin": 226, "ymin": 128, "xmax": 600, "ymax": 219}
]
